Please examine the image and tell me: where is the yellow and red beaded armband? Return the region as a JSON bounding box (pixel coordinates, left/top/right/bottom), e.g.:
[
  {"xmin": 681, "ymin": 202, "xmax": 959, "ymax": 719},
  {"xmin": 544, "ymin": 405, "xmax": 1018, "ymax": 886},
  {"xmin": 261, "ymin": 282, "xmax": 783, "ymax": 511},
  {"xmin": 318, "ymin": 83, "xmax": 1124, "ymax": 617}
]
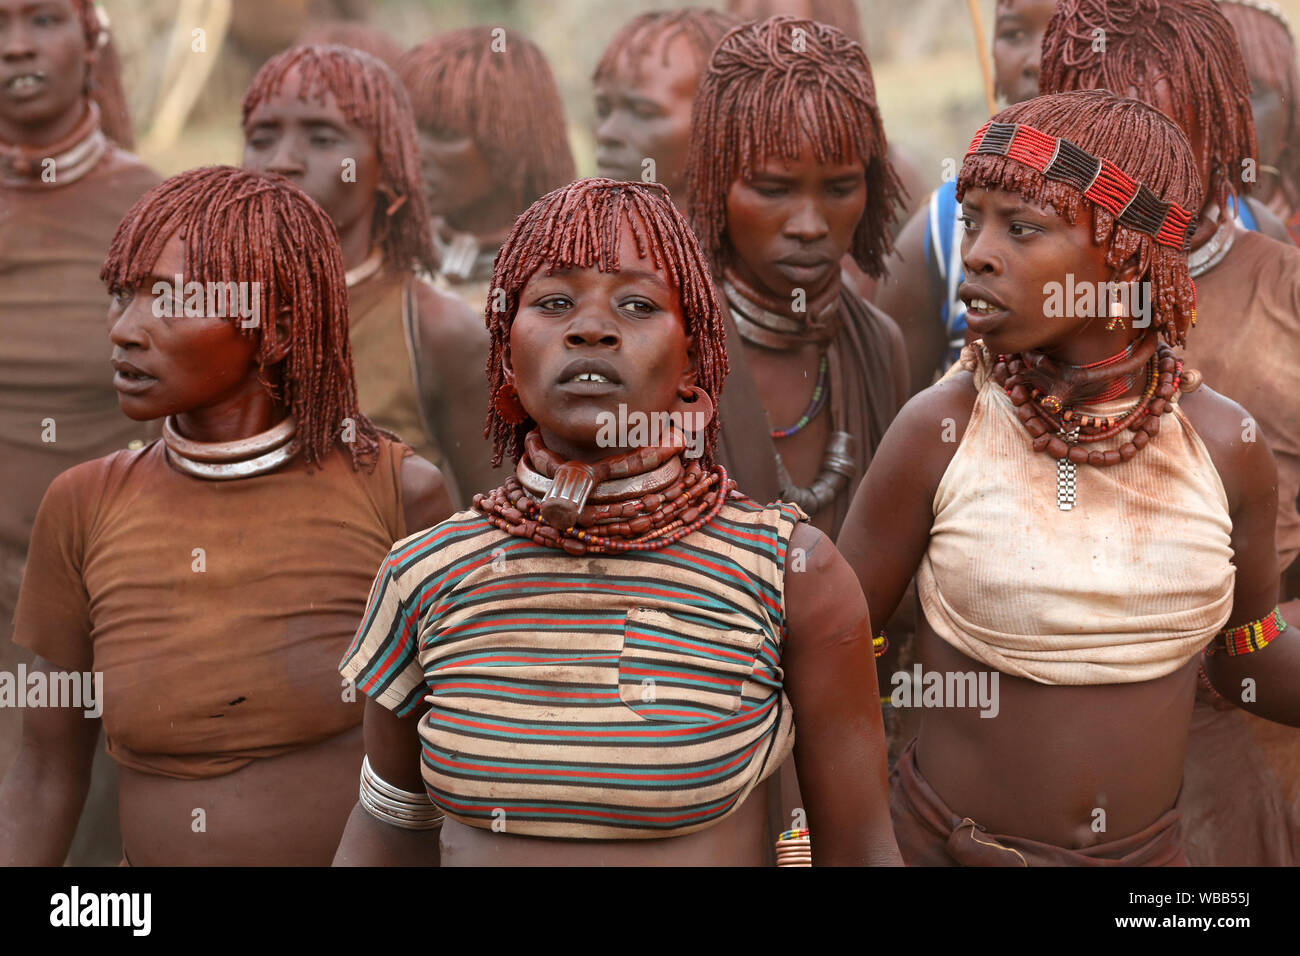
[
  {"xmin": 1207, "ymin": 607, "xmax": 1288, "ymax": 657},
  {"xmin": 873, "ymin": 631, "xmax": 888, "ymax": 659}
]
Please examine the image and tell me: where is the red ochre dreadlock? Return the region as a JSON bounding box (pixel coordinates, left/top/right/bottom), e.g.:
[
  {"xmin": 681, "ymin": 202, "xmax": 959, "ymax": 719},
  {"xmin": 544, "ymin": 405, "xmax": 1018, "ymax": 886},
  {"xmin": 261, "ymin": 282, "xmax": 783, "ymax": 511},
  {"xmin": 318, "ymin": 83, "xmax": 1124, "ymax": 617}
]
[
  {"xmin": 300, "ymin": 21, "xmax": 405, "ymax": 69},
  {"xmin": 485, "ymin": 178, "xmax": 728, "ymax": 469},
  {"xmin": 685, "ymin": 16, "xmax": 902, "ymax": 279},
  {"xmin": 1220, "ymin": 1, "xmax": 1300, "ymax": 211},
  {"xmin": 398, "ymin": 27, "xmax": 576, "ymax": 214},
  {"xmin": 958, "ymin": 90, "xmax": 1203, "ymax": 346},
  {"xmin": 594, "ymin": 8, "xmax": 740, "ymax": 86},
  {"xmin": 68, "ymin": 0, "xmax": 132, "ymax": 148},
  {"xmin": 1040, "ymin": 0, "xmax": 1258, "ymax": 216},
  {"xmin": 242, "ymin": 44, "xmax": 437, "ymax": 276},
  {"xmin": 100, "ymin": 166, "xmax": 382, "ymax": 472},
  {"xmin": 726, "ymin": 0, "xmax": 864, "ymax": 44}
]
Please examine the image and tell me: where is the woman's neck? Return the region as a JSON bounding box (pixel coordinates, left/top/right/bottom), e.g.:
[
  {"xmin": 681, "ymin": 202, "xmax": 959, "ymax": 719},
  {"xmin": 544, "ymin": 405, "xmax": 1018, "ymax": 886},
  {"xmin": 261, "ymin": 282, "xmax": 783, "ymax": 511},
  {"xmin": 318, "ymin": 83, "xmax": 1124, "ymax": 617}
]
[
  {"xmin": 174, "ymin": 388, "xmax": 289, "ymax": 445},
  {"xmin": 0, "ymin": 98, "xmax": 89, "ymax": 149},
  {"xmin": 1030, "ymin": 329, "xmax": 1151, "ymax": 404},
  {"xmin": 339, "ymin": 210, "xmax": 377, "ymax": 272},
  {"xmin": 537, "ymin": 427, "xmax": 617, "ymax": 465}
]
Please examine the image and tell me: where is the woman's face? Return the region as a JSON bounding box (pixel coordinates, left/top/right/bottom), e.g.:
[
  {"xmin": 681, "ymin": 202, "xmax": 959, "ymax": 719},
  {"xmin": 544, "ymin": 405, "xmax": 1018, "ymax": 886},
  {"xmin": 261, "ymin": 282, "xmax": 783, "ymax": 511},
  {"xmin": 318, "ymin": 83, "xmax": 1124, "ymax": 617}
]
[
  {"xmin": 416, "ymin": 126, "xmax": 494, "ymax": 222},
  {"xmin": 243, "ymin": 70, "xmax": 381, "ymax": 240},
  {"xmin": 993, "ymin": 0, "xmax": 1056, "ymax": 106},
  {"xmin": 107, "ymin": 233, "xmax": 271, "ymax": 422},
  {"xmin": 723, "ymin": 135, "xmax": 867, "ymax": 300},
  {"xmin": 507, "ymin": 218, "xmax": 694, "ymax": 462},
  {"xmin": 594, "ymin": 32, "xmax": 701, "ymax": 202},
  {"xmin": 957, "ymin": 185, "xmax": 1117, "ymax": 356},
  {"xmin": 0, "ymin": 0, "xmax": 89, "ymax": 143}
]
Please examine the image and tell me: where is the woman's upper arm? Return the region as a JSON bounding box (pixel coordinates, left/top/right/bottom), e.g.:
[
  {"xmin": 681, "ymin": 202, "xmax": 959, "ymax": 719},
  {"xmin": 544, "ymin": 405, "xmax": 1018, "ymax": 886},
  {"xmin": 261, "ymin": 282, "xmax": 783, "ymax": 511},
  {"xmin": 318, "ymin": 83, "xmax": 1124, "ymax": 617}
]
[
  {"xmin": 780, "ymin": 522, "xmax": 901, "ymax": 865},
  {"xmin": 362, "ymin": 696, "xmax": 428, "ymax": 792},
  {"xmin": 1182, "ymin": 387, "xmax": 1281, "ymax": 626},
  {"xmin": 837, "ymin": 374, "xmax": 976, "ymax": 631},
  {"xmin": 400, "ymin": 453, "xmax": 455, "ymax": 536}
]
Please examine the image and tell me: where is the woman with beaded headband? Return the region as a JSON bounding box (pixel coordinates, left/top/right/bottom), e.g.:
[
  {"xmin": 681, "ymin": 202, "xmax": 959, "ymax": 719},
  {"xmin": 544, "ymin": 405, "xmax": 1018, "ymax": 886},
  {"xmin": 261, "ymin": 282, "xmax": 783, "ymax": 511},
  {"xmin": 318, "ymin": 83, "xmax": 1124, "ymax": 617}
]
[
  {"xmin": 243, "ymin": 44, "xmax": 498, "ymax": 509},
  {"xmin": 840, "ymin": 89, "xmax": 1300, "ymax": 866},
  {"xmin": 335, "ymin": 179, "xmax": 900, "ymax": 866},
  {"xmin": 1040, "ymin": 0, "xmax": 1300, "ymax": 864},
  {"xmin": 1219, "ymin": 0, "xmax": 1300, "ymax": 242},
  {"xmin": 398, "ymin": 26, "xmax": 576, "ymax": 318},
  {"xmin": 0, "ymin": 166, "xmax": 451, "ymax": 866},
  {"xmin": 684, "ymin": 15, "xmax": 909, "ymax": 540},
  {"xmin": 1042, "ymin": 1, "xmax": 1300, "ymax": 597},
  {"xmin": 876, "ymin": 0, "xmax": 1060, "ymax": 394},
  {"xmin": 0, "ymin": 0, "xmax": 159, "ymax": 865}
]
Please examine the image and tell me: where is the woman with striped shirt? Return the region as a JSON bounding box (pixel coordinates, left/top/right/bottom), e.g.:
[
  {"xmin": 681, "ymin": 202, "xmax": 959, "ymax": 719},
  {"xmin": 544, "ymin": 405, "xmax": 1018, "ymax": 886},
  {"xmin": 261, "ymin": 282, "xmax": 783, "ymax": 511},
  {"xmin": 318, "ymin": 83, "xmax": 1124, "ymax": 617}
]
[{"xmin": 334, "ymin": 179, "xmax": 900, "ymax": 866}]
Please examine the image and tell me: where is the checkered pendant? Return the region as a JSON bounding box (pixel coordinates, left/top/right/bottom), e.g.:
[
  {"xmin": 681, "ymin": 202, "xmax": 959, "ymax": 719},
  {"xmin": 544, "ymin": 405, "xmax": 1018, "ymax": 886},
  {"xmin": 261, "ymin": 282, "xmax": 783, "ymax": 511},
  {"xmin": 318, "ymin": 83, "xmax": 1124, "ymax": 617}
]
[{"xmin": 1056, "ymin": 428, "xmax": 1079, "ymax": 511}]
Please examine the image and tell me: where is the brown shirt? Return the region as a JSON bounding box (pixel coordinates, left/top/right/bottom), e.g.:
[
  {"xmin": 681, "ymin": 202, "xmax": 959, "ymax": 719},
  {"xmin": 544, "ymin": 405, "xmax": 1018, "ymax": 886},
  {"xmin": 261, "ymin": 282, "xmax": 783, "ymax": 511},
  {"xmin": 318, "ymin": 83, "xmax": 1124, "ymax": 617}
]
[
  {"xmin": 716, "ymin": 287, "xmax": 909, "ymax": 537},
  {"xmin": 1180, "ymin": 228, "xmax": 1300, "ymax": 572},
  {"xmin": 347, "ymin": 269, "xmax": 443, "ymax": 469},
  {"xmin": 13, "ymin": 436, "xmax": 410, "ymax": 780},
  {"xmin": 0, "ymin": 145, "xmax": 160, "ymax": 591}
]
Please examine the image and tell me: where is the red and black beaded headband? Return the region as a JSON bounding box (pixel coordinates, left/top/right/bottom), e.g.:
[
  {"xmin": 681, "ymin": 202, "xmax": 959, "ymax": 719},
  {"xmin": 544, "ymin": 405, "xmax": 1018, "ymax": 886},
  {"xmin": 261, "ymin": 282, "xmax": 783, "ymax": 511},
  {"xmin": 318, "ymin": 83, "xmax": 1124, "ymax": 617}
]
[{"xmin": 964, "ymin": 121, "xmax": 1197, "ymax": 252}]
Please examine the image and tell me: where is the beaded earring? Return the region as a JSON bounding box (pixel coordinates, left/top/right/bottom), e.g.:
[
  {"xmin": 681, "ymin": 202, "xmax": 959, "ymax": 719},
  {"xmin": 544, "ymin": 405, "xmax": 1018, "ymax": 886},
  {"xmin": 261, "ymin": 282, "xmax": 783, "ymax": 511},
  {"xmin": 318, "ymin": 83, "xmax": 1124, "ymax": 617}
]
[{"xmin": 1105, "ymin": 285, "xmax": 1126, "ymax": 332}]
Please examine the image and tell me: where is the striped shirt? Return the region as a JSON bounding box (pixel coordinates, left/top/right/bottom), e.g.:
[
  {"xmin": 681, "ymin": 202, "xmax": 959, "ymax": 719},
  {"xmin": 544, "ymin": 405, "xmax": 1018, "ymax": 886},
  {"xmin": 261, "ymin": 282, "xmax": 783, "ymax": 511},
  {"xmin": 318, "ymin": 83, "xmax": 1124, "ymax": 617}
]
[{"xmin": 340, "ymin": 497, "xmax": 803, "ymax": 839}]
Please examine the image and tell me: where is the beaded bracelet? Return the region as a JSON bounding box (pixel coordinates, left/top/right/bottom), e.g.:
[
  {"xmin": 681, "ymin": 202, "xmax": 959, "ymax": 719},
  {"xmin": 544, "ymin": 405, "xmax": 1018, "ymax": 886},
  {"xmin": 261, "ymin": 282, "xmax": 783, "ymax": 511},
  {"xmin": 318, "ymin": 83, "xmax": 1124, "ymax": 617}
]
[
  {"xmin": 873, "ymin": 631, "xmax": 888, "ymax": 659},
  {"xmin": 1206, "ymin": 607, "xmax": 1288, "ymax": 657}
]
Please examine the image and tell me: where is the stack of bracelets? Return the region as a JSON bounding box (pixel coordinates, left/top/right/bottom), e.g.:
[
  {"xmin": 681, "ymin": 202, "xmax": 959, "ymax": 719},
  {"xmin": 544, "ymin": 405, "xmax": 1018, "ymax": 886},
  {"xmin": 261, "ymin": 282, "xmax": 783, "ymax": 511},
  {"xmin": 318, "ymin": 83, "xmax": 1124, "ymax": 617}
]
[
  {"xmin": 775, "ymin": 828, "xmax": 812, "ymax": 867},
  {"xmin": 359, "ymin": 755, "xmax": 444, "ymax": 831}
]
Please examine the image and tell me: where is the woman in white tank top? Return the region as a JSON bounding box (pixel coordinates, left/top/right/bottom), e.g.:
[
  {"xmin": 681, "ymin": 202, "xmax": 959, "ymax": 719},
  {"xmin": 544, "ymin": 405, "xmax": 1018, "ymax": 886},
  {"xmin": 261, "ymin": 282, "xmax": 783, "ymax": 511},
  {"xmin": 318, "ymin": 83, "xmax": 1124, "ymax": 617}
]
[{"xmin": 839, "ymin": 90, "xmax": 1300, "ymax": 866}]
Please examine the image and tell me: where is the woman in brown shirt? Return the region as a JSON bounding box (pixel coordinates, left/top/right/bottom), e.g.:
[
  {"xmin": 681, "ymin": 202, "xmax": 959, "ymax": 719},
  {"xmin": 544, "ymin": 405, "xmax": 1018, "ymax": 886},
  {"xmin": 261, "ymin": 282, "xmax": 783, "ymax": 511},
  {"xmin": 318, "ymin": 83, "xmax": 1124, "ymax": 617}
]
[
  {"xmin": 0, "ymin": 166, "xmax": 450, "ymax": 866},
  {"xmin": 241, "ymin": 44, "xmax": 498, "ymax": 508}
]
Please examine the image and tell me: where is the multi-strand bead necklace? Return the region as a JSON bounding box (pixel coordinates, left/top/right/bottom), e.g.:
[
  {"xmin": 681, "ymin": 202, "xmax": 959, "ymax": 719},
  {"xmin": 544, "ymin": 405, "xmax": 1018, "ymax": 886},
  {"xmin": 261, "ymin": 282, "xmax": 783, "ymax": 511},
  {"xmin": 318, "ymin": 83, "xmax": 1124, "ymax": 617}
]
[
  {"xmin": 473, "ymin": 430, "xmax": 735, "ymax": 555},
  {"xmin": 988, "ymin": 334, "xmax": 1185, "ymax": 510}
]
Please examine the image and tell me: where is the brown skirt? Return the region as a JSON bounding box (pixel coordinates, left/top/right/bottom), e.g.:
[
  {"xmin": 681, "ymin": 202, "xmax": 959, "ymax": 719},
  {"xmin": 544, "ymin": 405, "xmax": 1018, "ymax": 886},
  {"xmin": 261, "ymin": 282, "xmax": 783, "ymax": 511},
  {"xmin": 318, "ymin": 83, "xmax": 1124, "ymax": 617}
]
[{"xmin": 890, "ymin": 739, "xmax": 1188, "ymax": 866}]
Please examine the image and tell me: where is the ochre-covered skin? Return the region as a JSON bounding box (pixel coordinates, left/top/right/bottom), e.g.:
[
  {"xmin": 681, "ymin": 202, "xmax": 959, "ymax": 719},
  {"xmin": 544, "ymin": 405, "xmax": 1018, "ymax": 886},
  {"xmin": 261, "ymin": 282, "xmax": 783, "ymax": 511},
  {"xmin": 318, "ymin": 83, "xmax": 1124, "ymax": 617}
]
[
  {"xmin": 333, "ymin": 181, "xmax": 900, "ymax": 866},
  {"xmin": 1038, "ymin": 0, "xmax": 1300, "ymax": 867},
  {"xmin": 0, "ymin": 0, "xmax": 160, "ymax": 865},
  {"xmin": 593, "ymin": 8, "xmax": 738, "ymax": 210},
  {"xmin": 0, "ymin": 169, "xmax": 452, "ymax": 866},
  {"xmin": 685, "ymin": 17, "xmax": 908, "ymax": 538},
  {"xmin": 241, "ymin": 45, "xmax": 498, "ymax": 506},
  {"xmin": 840, "ymin": 91, "xmax": 1297, "ymax": 865}
]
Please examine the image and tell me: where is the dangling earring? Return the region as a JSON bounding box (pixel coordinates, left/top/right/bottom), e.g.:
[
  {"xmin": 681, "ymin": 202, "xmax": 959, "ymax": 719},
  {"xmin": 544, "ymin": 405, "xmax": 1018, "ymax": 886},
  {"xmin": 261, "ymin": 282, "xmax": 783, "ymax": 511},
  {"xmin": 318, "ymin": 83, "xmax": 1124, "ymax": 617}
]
[
  {"xmin": 1105, "ymin": 285, "xmax": 1126, "ymax": 332},
  {"xmin": 493, "ymin": 382, "xmax": 528, "ymax": 425}
]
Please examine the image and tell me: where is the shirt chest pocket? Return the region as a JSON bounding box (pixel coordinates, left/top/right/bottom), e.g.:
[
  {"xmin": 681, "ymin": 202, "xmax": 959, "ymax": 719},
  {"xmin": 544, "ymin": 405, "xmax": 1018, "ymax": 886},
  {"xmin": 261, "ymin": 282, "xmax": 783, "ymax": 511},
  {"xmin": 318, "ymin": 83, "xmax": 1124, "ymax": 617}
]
[{"xmin": 618, "ymin": 607, "xmax": 767, "ymax": 724}]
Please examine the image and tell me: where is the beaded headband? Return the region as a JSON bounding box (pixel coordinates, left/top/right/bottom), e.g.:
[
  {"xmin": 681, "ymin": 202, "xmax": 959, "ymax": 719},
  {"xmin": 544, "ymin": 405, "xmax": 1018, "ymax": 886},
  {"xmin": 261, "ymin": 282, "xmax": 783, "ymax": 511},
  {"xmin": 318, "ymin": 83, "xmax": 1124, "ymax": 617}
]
[{"xmin": 964, "ymin": 121, "xmax": 1198, "ymax": 252}]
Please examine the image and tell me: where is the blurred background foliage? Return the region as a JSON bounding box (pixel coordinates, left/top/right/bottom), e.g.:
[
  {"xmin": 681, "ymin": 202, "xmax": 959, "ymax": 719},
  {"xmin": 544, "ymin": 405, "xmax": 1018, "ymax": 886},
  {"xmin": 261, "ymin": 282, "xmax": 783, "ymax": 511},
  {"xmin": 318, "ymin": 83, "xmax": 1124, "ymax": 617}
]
[{"xmin": 102, "ymin": 0, "xmax": 1300, "ymax": 205}]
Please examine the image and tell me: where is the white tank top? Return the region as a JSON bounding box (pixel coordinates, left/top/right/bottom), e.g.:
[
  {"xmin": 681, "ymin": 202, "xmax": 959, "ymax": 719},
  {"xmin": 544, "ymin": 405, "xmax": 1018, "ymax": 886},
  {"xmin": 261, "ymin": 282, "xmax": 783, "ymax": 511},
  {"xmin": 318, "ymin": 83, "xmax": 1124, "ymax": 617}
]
[{"xmin": 916, "ymin": 344, "xmax": 1235, "ymax": 685}]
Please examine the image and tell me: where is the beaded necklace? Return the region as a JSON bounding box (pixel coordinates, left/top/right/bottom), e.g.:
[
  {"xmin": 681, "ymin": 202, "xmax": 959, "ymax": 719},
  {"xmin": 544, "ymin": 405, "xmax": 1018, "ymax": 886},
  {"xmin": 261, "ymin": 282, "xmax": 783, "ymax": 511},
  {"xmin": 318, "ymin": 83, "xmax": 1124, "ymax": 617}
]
[
  {"xmin": 988, "ymin": 337, "xmax": 1185, "ymax": 511},
  {"xmin": 472, "ymin": 430, "xmax": 737, "ymax": 555},
  {"xmin": 723, "ymin": 270, "xmax": 858, "ymax": 514},
  {"xmin": 770, "ymin": 353, "xmax": 829, "ymax": 439}
]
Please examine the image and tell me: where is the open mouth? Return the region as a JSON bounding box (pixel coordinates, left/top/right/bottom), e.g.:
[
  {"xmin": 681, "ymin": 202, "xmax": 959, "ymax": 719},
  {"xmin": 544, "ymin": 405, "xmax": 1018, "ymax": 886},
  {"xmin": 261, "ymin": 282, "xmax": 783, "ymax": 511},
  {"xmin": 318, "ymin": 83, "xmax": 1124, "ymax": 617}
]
[
  {"xmin": 5, "ymin": 72, "xmax": 46, "ymax": 95},
  {"xmin": 558, "ymin": 359, "xmax": 623, "ymax": 391},
  {"xmin": 965, "ymin": 296, "xmax": 1003, "ymax": 316},
  {"xmin": 112, "ymin": 359, "xmax": 158, "ymax": 395}
]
